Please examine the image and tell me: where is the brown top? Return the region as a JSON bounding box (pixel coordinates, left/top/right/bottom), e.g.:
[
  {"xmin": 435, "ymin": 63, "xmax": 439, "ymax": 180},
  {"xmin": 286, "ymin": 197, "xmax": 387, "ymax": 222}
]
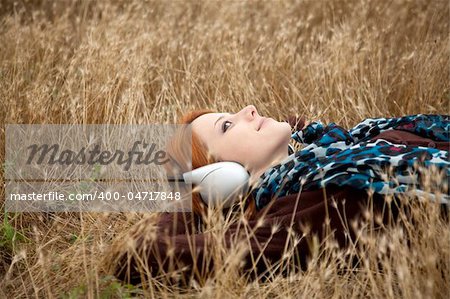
[{"xmin": 112, "ymin": 129, "xmax": 449, "ymax": 285}]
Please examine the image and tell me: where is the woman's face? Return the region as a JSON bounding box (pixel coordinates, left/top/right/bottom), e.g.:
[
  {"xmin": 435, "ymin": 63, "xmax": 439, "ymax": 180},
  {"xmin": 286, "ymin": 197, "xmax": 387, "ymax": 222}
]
[{"xmin": 191, "ymin": 105, "xmax": 292, "ymax": 177}]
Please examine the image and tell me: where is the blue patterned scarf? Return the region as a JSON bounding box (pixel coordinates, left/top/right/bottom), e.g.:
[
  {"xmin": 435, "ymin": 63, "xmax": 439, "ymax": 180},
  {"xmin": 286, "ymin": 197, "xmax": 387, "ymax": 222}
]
[{"xmin": 251, "ymin": 114, "xmax": 450, "ymax": 211}]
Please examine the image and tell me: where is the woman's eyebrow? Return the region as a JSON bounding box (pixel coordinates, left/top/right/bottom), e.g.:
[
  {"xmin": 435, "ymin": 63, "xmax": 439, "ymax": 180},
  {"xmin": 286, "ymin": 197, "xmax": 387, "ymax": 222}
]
[{"xmin": 214, "ymin": 115, "xmax": 225, "ymax": 128}]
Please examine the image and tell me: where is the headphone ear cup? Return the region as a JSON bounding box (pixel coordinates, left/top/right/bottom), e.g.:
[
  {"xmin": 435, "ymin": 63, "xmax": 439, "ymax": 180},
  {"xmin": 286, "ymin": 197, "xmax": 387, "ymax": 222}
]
[{"xmin": 185, "ymin": 162, "xmax": 250, "ymax": 208}]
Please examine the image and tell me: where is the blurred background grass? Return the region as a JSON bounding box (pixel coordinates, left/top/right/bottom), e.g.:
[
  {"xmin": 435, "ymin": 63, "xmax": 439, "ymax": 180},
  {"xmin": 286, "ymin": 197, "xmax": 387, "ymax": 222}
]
[{"xmin": 0, "ymin": 0, "xmax": 449, "ymax": 297}]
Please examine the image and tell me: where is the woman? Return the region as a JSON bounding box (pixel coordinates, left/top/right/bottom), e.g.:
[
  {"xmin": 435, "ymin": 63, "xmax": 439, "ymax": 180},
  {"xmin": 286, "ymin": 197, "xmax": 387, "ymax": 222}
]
[
  {"xmin": 167, "ymin": 105, "xmax": 448, "ymax": 219},
  {"xmin": 109, "ymin": 105, "xmax": 449, "ymax": 286}
]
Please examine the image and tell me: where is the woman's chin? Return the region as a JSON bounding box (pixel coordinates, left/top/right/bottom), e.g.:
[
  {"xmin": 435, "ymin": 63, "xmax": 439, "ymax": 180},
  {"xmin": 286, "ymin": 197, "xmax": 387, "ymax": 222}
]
[{"xmin": 266, "ymin": 118, "xmax": 291, "ymax": 131}]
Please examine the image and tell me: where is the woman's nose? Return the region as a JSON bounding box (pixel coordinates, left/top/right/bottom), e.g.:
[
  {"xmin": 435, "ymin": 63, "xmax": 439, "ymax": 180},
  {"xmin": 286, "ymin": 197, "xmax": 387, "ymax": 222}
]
[{"xmin": 240, "ymin": 105, "xmax": 258, "ymax": 120}]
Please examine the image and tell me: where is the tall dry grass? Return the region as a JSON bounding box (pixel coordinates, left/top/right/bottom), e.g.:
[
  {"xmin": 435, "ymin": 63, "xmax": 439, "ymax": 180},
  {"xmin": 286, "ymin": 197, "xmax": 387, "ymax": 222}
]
[{"xmin": 0, "ymin": 0, "xmax": 449, "ymax": 297}]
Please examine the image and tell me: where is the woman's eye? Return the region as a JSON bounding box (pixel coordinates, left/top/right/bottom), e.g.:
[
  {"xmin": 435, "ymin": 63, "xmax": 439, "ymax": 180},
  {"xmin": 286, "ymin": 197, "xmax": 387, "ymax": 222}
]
[{"xmin": 222, "ymin": 120, "xmax": 232, "ymax": 132}]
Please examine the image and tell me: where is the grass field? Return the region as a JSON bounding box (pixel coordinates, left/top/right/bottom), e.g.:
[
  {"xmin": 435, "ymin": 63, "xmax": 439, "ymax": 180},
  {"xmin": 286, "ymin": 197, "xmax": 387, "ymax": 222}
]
[{"xmin": 0, "ymin": 0, "xmax": 449, "ymax": 298}]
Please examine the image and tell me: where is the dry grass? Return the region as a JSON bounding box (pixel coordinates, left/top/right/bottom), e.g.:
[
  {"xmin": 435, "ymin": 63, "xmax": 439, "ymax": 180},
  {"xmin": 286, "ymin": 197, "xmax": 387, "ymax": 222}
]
[{"xmin": 0, "ymin": 0, "xmax": 449, "ymax": 297}]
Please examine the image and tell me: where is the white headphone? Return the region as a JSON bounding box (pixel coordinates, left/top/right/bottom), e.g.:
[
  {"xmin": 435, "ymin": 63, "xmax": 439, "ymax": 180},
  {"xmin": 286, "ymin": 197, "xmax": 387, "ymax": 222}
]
[
  {"xmin": 167, "ymin": 144, "xmax": 294, "ymax": 208},
  {"xmin": 167, "ymin": 161, "xmax": 251, "ymax": 208}
]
